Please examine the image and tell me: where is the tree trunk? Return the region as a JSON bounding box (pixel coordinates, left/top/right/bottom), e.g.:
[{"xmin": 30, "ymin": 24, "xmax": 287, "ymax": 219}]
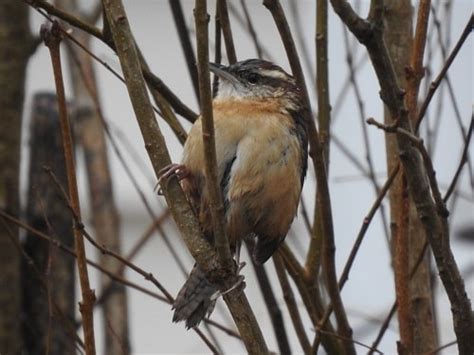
[
  {"xmin": 0, "ymin": 2, "xmax": 34, "ymax": 352},
  {"xmin": 22, "ymin": 93, "xmax": 76, "ymax": 355}
]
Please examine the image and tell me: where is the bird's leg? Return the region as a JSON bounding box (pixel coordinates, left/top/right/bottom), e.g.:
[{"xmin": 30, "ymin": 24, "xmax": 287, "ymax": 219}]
[
  {"xmin": 210, "ymin": 274, "xmax": 246, "ymax": 301},
  {"xmin": 155, "ymin": 163, "xmax": 190, "ymax": 194},
  {"xmin": 234, "ymin": 242, "xmax": 247, "ymax": 275},
  {"xmin": 209, "ymin": 246, "xmax": 247, "ymax": 301}
]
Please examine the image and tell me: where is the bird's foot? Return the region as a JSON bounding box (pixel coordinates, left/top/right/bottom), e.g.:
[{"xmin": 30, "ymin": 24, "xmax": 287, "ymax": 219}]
[
  {"xmin": 155, "ymin": 163, "xmax": 190, "ymax": 195},
  {"xmin": 210, "ymin": 274, "xmax": 246, "ymax": 301}
]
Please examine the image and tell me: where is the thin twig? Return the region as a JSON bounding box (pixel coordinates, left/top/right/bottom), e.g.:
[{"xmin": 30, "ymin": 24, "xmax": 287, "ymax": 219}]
[
  {"xmin": 341, "ymin": 24, "xmax": 390, "ymax": 243},
  {"xmin": 444, "ymin": 116, "xmax": 474, "ymax": 202},
  {"xmin": 45, "ymin": 168, "xmax": 221, "ymax": 354},
  {"xmin": 168, "ymin": 0, "xmax": 200, "ymax": 102},
  {"xmin": 239, "ymin": 0, "xmax": 263, "ymax": 58},
  {"xmin": 217, "ymin": 0, "xmax": 237, "ymax": 64},
  {"xmin": 279, "ymin": 245, "xmax": 342, "ymax": 355},
  {"xmin": 313, "ymin": 163, "xmax": 399, "ymax": 351},
  {"xmin": 1, "ymin": 208, "xmax": 240, "ymax": 341},
  {"xmin": 273, "ymin": 253, "xmax": 311, "ymax": 354},
  {"xmin": 368, "ymin": 241, "xmax": 431, "ymax": 354},
  {"xmin": 28, "ymin": 1, "xmax": 199, "ymax": 123},
  {"xmin": 367, "ymin": 117, "xmax": 449, "ymax": 218},
  {"xmin": 315, "ymin": 328, "xmax": 383, "ymax": 354},
  {"xmin": 29, "ymin": 0, "xmax": 103, "ymax": 39},
  {"xmin": 246, "ymin": 241, "xmax": 291, "ymax": 355},
  {"xmin": 1, "ymin": 218, "xmax": 86, "ymax": 353},
  {"xmin": 423, "ymin": 339, "xmax": 457, "ymax": 354},
  {"xmin": 67, "ymin": 43, "xmax": 190, "ymax": 278},
  {"xmin": 415, "ymin": 14, "xmax": 473, "ymax": 132}
]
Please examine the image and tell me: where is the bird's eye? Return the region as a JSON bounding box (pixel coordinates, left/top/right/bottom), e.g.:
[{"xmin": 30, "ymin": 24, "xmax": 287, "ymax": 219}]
[{"xmin": 247, "ymin": 73, "xmax": 259, "ymax": 84}]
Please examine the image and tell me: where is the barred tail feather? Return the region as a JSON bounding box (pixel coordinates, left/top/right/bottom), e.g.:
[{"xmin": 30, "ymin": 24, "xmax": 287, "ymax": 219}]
[{"xmin": 172, "ymin": 264, "xmax": 219, "ymax": 329}]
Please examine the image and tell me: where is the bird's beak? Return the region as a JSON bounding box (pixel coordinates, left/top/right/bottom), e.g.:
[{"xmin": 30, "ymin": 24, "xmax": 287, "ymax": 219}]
[{"xmin": 209, "ymin": 63, "xmax": 240, "ymax": 85}]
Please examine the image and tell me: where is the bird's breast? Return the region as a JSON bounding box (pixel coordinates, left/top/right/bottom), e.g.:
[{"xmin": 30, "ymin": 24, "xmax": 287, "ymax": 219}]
[{"xmin": 182, "ymin": 98, "xmax": 304, "ymax": 238}]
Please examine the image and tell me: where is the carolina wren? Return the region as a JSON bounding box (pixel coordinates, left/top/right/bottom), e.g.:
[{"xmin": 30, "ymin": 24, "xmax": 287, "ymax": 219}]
[{"xmin": 165, "ymin": 59, "xmax": 308, "ymax": 328}]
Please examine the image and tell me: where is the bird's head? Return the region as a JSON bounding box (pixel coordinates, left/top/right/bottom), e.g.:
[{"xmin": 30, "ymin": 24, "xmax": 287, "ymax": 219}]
[{"xmin": 210, "ymin": 59, "xmax": 302, "ymax": 109}]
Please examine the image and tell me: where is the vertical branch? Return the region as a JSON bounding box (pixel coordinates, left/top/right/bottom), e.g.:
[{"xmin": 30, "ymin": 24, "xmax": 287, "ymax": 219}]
[
  {"xmin": 168, "ymin": 0, "xmax": 200, "ymax": 102},
  {"xmin": 382, "ymin": 2, "xmax": 414, "ymax": 352},
  {"xmin": 305, "ymin": 0, "xmax": 330, "ymax": 282},
  {"xmin": 393, "ymin": 176, "xmax": 412, "ymax": 353},
  {"xmin": 42, "ymin": 22, "xmax": 96, "ymax": 355},
  {"xmin": 245, "ymin": 241, "xmax": 291, "ymax": 355},
  {"xmin": 217, "ymin": 0, "xmax": 237, "ymax": 64},
  {"xmin": 263, "ymin": 2, "xmax": 355, "ymax": 353},
  {"xmin": 405, "ymin": 1, "xmax": 438, "ymax": 352},
  {"xmin": 239, "ymin": 0, "xmax": 263, "ymax": 59},
  {"xmin": 60, "ymin": 0, "xmax": 131, "ymax": 351},
  {"xmin": 273, "ymin": 253, "xmax": 311, "ymax": 354},
  {"xmin": 194, "ymin": 0, "xmax": 233, "ymax": 271},
  {"xmin": 315, "ymin": 0, "xmax": 331, "ymax": 164},
  {"xmin": 194, "ymin": 6, "xmax": 267, "ymax": 350}
]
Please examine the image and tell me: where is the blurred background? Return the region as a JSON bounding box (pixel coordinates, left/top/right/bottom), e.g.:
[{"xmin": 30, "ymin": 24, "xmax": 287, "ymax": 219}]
[{"xmin": 1, "ymin": 0, "xmax": 472, "ymax": 354}]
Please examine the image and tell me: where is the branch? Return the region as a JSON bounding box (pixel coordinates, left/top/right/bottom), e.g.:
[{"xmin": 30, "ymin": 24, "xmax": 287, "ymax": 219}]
[
  {"xmin": 313, "ymin": 163, "xmax": 399, "ymax": 351},
  {"xmin": 304, "ymin": 0, "xmax": 331, "ymax": 281},
  {"xmin": 273, "ymin": 253, "xmax": 311, "ymax": 354},
  {"xmin": 245, "ymin": 241, "xmax": 291, "ymax": 355},
  {"xmin": 444, "ymin": 116, "xmax": 474, "ymax": 202},
  {"xmin": 194, "ymin": 0, "xmax": 233, "ymax": 271},
  {"xmin": 263, "ymin": 2, "xmax": 355, "ymax": 353},
  {"xmin": 329, "ymin": 2, "xmax": 474, "ymax": 350},
  {"xmin": 1, "ymin": 207, "xmax": 225, "ymax": 352},
  {"xmin": 367, "ymin": 118, "xmax": 448, "ymax": 217},
  {"xmin": 99, "ymin": 0, "xmax": 220, "ymax": 305},
  {"xmin": 29, "ymin": 0, "xmax": 103, "ymax": 40},
  {"xmin": 168, "ymin": 0, "xmax": 200, "ymax": 102},
  {"xmin": 415, "ymin": 15, "xmax": 473, "ymax": 132},
  {"xmin": 27, "ymin": 0, "xmax": 199, "ymax": 124},
  {"xmin": 41, "ymin": 22, "xmax": 96, "ymax": 355},
  {"xmin": 217, "ymin": 0, "xmax": 237, "ymax": 64},
  {"xmin": 238, "ymin": 0, "xmax": 263, "ymax": 58},
  {"xmin": 194, "ymin": 2, "xmax": 268, "ymax": 353}
]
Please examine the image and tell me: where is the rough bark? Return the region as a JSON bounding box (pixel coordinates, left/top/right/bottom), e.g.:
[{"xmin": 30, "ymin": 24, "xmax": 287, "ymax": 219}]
[
  {"xmin": 0, "ymin": 2, "xmax": 34, "ymax": 352},
  {"xmin": 384, "ymin": 3, "xmax": 414, "ymax": 353},
  {"xmin": 385, "ymin": 2, "xmax": 437, "ymax": 353},
  {"xmin": 22, "ymin": 93, "xmax": 76, "ymax": 355},
  {"xmin": 383, "ymin": 0, "xmax": 412, "ymax": 250}
]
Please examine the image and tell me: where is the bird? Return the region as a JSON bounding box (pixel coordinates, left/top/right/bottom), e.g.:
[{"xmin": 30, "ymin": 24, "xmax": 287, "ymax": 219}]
[{"xmin": 160, "ymin": 58, "xmax": 309, "ymax": 329}]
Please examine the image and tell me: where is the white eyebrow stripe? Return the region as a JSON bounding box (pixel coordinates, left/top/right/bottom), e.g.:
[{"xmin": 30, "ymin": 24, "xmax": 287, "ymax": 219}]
[{"xmin": 259, "ymin": 69, "xmax": 288, "ymax": 80}]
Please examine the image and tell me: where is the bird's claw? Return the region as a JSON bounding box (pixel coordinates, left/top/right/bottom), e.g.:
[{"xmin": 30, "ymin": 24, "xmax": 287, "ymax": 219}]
[{"xmin": 155, "ymin": 163, "xmax": 189, "ymax": 195}]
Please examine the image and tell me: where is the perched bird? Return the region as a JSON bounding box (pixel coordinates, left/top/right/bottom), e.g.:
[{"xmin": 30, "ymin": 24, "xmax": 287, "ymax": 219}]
[{"xmin": 162, "ymin": 59, "xmax": 308, "ymax": 329}]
